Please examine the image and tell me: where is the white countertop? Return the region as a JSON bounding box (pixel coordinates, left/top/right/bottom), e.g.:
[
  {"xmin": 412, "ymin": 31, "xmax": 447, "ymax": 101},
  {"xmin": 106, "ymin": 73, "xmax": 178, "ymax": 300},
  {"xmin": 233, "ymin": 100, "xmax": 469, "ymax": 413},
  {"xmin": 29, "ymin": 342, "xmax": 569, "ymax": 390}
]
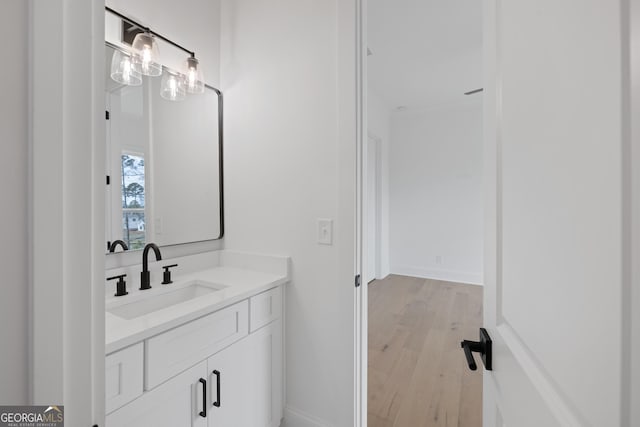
[{"xmin": 106, "ymin": 266, "xmax": 288, "ymax": 354}]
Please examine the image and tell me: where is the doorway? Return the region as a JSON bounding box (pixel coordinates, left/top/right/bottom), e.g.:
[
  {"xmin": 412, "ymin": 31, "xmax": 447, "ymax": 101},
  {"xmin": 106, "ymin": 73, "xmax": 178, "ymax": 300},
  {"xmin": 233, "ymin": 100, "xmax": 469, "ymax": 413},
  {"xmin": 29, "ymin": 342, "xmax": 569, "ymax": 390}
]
[
  {"xmin": 364, "ymin": 0, "xmax": 484, "ymax": 425},
  {"xmin": 368, "ymin": 277, "xmax": 482, "ymax": 426}
]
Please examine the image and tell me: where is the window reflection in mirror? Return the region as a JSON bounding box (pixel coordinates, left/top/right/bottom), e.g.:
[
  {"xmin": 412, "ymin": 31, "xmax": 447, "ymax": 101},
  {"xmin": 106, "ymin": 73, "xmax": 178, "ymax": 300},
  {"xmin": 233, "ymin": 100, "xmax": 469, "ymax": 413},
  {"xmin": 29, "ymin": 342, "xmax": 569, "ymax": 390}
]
[{"xmin": 121, "ymin": 153, "xmax": 146, "ymax": 250}]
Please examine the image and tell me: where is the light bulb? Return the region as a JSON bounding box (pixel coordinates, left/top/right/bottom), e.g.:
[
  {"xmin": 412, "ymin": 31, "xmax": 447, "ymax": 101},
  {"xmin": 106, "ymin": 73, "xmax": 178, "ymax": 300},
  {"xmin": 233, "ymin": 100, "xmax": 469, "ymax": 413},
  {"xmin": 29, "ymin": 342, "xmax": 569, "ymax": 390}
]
[
  {"xmin": 160, "ymin": 69, "xmax": 186, "ymax": 101},
  {"xmin": 110, "ymin": 49, "xmax": 142, "ymax": 86},
  {"xmin": 131, "ymin": 32, "xmax": 162, "ymax": 77},
  {"xmin": 141, "ymin": 47, "xmax": 152, "ymax": 72},
  {"xmin": 183, "ymin": 56, "xmax": 205, "ymax": 94},
  {"xmin": 187, "ymin": 68, "xmax": 197, "ymax": 87},
  {"xmin": 122, "ymin": 57, "xmax": 132, "ymax": 80}
]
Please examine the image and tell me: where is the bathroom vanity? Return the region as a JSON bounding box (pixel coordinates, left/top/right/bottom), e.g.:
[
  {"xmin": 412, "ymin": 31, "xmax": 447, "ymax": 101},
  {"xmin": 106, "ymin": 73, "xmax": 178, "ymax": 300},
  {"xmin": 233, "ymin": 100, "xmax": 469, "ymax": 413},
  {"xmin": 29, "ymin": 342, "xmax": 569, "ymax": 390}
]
[
  {"xmin": 104, "ymin": 251, "xmax": 289, "ymax": 427},
  {"xmin": 101, "ymin": 9, "xmax": 291, "ymax": 426}
]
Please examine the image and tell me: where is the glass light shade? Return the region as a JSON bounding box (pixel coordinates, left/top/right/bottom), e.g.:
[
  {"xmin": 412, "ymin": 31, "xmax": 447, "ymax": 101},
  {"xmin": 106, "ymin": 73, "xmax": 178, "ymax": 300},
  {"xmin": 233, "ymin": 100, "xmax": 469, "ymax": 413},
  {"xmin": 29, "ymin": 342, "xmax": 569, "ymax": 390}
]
[
  {"xmin": 160, "ymin": 69, "xmax": 186, "ymax": 101},
  {"xmin": 131, "ymin": 32, "xmax": 162, "ymax": 77},
  {"xmin": 110, "ymin": 50, "xmax": 142, "ymax": 86},
  {"xmin": 183, "ymin": 56, "xmax": 205, "ymax": 94}
]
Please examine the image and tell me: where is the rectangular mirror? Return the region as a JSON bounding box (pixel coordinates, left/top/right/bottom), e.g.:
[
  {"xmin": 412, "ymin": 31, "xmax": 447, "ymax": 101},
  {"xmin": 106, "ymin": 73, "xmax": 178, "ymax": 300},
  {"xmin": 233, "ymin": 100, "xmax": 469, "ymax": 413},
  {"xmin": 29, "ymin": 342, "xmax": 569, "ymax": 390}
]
[{"xmin": 105, "ymin": 43, "xmax": 223, "ymax": 254}]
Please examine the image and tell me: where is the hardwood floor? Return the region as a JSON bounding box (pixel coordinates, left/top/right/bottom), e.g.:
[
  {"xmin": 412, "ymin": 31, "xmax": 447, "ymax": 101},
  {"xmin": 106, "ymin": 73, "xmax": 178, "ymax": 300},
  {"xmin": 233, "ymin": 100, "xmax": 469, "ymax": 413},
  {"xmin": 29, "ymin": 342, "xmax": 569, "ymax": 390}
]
[{"xmin": 368, "ymin": 275, "xmax": 483, "ymax": 427}]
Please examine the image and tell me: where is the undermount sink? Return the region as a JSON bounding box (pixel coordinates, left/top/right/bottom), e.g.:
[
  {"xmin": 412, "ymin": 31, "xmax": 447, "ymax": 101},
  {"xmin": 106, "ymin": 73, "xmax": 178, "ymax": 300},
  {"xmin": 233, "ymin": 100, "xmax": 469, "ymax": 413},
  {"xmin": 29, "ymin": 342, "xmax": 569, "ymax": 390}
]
[{"xmin": 108, "ymin": 281, "xmax": 227, "ymax": 320}]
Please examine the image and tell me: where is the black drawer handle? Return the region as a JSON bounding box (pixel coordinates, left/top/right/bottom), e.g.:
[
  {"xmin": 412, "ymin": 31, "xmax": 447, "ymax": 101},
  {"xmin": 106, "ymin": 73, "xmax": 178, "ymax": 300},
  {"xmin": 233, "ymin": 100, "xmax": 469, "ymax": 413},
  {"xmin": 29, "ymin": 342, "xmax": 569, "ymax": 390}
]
[
  {"xmin": 212, "ymin": 370, "xmax": 221, "ymax": 407},
  {"xmin": 199, "ymin": 378, "xmax": 207, "ymax": 418}
]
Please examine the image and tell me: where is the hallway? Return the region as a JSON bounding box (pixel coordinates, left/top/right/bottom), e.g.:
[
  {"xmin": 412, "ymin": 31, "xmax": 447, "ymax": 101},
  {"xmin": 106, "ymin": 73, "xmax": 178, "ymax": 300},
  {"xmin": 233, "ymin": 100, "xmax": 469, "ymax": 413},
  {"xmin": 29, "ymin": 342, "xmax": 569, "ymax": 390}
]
[{"xmin": 368, "ymin": 275, "xmax": 483, "ymax": 427}]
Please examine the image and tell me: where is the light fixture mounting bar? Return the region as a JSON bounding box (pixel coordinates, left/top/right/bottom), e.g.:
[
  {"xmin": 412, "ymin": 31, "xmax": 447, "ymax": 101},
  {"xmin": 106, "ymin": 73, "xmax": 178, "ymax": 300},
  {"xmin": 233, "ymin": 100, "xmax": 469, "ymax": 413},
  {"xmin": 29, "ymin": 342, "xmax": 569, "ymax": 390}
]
[
  {"xmin": 464, "ymin": 88, "xmax": 484, "ymax": 96},
  {"xmin": 105, "ymin": 6, "xmax": 196, "ymax": 57}
]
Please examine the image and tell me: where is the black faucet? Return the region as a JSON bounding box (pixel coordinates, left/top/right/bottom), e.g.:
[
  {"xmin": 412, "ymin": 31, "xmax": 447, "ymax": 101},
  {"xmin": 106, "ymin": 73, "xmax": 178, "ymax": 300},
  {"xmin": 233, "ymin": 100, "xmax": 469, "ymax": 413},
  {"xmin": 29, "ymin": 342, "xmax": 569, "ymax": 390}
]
[
  {"xmin": 140, "ymin": 243, "xmax": 162, "ymax": 290},
  {"xmin": 108, "ymin": 240, "xmax": 129, "ymax": 253}
]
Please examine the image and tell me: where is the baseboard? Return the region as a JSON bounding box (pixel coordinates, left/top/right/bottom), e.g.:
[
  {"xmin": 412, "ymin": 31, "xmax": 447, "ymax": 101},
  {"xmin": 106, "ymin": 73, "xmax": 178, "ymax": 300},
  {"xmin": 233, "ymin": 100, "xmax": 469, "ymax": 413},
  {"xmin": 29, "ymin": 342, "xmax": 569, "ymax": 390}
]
[
  {"xmin": 390, "ymin": 265, "xmax": 483, "ymax": 286},
  {"xmin": 281, "ymin": 406, "xmax": 334, "ymax": 427}
]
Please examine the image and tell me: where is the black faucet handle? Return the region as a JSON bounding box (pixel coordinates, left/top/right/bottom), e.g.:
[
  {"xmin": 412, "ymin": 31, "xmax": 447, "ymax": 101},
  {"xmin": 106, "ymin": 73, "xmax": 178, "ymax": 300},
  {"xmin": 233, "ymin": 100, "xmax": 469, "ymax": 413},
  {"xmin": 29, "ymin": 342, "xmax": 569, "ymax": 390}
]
[
  {"xmin": 162, "ymin": 264, "xmax": 178, "ymax": 285},
  {"xmin": 107, "ymin": 274, "xmax": 128, "ymax": 297}
]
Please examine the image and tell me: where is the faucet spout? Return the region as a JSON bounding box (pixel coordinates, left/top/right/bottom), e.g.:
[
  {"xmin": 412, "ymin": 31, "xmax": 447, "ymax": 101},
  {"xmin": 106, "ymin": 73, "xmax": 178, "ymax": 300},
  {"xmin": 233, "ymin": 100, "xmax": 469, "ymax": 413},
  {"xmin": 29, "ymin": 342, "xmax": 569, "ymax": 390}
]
[
  {"xmin": 140, "ymin": 243, "xmax": 162, "ymax": 290},
  {"xmin": 109, "ymin": 240, "xmax": 129, "ymax": 253}
]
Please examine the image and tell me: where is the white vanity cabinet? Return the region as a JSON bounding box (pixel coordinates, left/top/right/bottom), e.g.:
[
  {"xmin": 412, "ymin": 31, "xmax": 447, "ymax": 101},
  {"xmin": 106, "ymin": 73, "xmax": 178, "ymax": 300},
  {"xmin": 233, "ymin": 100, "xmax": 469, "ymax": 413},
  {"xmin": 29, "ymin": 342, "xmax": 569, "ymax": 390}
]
[
  {"xmin": 207, "ymin": 318, "xmax": 283, "ymax": 427},
  {"xmin": 246, "ymin": 318, "xmax": 283, "ymax": 427},
  {"xmin": 105, "ymin": 361, "xmax": 208, "ymax": 427},
  {"xmin": 105, "ymin": 343, "xmax": 144, "ymax": 414},
  {"xmin": 105, "ymin": 285, "xmax": 284, "ymax": 427},
  {"xmin": 206, "ymin": 333, "xmax": 253, "ymax": 427}
]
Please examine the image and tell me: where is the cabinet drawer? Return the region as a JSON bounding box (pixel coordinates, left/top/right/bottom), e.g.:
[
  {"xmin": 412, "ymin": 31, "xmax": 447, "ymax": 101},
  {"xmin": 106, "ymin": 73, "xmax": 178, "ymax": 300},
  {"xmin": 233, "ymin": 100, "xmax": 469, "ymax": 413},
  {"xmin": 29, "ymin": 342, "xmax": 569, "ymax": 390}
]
[
  {"xmin": 146, "ymin": 300, "xmax": 249, "ymax": 390},
  {"xmin": 249, "ymin": 286, "xmax": 282, "ymax": 332},
  {"xmin": 105, "ymin": 343, "xmax": 143, "ymax": 414}
]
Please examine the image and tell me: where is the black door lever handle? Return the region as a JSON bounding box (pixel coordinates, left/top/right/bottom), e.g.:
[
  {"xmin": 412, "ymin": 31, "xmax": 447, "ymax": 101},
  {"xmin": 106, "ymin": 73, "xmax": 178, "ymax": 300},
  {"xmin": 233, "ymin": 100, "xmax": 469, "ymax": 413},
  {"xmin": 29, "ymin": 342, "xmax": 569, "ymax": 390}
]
[
  {"xmin": 460, "ymin": 328, "xmax": 492, "ymax": 371},
  {"xmin": 461, "ymin": 340, "xmax": 480, "ymax": 370}
]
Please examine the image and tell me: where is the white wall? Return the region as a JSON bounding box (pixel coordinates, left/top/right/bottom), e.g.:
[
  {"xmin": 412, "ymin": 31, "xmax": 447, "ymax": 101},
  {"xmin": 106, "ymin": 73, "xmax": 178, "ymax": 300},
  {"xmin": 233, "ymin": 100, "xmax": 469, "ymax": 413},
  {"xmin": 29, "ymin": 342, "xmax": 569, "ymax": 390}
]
[
  {"xmin": 220, "ymin": 0, "xmax": 356, "ymax": 425},
  {"xmin": 389, "ymin": 100, "xmax": 483, "ymax": 285},
  {"xmin": 630, "ymin": 0, "xmax": 640, "ymax": 424},
  {"xmin": 30, "ymin": 1, "xmax": 104, "ymax": 422},
  {"xmin": 0, "ymin": 0, "xmax": 28, "ymax": 404},
  {"xmin": 367, "ymin": 90, "xmax": 391, "ymax": 278}
]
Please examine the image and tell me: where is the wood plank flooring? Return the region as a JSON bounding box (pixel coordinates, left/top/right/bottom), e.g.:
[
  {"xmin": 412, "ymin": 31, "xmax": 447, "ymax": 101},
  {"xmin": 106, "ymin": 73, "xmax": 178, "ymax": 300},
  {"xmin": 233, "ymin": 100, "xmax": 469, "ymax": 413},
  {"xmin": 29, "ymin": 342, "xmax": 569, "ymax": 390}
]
[{"xmin": 368, "ymin": 275, "xmax": 483, "ymax": 427}]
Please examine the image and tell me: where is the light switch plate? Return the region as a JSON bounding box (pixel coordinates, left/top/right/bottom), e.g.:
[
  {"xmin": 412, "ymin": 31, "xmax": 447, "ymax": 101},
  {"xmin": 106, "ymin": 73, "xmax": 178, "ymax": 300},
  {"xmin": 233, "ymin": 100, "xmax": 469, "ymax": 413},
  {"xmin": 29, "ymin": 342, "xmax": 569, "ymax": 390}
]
[{"xmin": 317, "ymin": 219, "xmax": 333, "ymax": 245}]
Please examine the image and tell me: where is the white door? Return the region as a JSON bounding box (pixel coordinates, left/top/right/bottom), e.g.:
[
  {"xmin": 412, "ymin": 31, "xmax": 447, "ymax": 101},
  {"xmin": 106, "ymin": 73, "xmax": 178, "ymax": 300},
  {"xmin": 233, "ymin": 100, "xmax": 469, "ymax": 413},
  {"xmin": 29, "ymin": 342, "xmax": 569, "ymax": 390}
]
[
  {"xmin": 105, "ymin": 361, "xmax": 208, "ymax": 427},
  {"xmin": 366, "ymin": 136, "xmax": 378, "ymax": 282},
  {"xmin": 481, "ymin": 1, "xmax": 627, "ymax": 426},
  {"xmin": 207, "ymin": 337, "xmax": 253, "ymax": 427}
]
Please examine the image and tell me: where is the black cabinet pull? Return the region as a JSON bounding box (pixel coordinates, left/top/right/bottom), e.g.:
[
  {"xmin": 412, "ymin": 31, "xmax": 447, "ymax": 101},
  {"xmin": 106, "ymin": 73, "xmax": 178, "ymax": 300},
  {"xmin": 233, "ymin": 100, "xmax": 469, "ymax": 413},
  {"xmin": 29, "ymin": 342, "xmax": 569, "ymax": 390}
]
[
  {"xmin": 460, "ymin": 328, "xmax": 492, "ymax": 371},
  {"xmin": 199, "ymin": 378, "xmax": 207, "ymax": 418},
  {"xmin": 212, "ymin": 370, "xmax": 221, "ymax": 407}
]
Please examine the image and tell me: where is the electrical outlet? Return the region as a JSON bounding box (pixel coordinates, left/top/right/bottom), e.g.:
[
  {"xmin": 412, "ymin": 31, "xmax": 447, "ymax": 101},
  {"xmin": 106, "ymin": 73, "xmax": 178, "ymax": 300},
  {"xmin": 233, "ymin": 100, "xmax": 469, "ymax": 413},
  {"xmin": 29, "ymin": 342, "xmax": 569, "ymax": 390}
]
[
  {"xmin": 317, "ymin": 219, "xmax": 333, "ymax": 245},
  {"xmin": 435, "ymin": 255, "xmax": 443, "ymax": 265}
]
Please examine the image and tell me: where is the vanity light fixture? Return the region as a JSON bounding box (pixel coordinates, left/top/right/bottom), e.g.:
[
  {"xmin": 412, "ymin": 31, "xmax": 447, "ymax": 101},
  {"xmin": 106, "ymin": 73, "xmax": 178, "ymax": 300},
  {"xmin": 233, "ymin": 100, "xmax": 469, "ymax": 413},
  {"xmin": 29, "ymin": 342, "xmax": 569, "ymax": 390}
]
[
  {"xmin": 110, "ymin": 49, "xmax": 142, "ymax": 86},
  {"xmin": 105, "ymin": 6, "xmax": 206, "ymax": 101},
  {"xmin": 131, "ymin": 31, "xmax": 162, "ymax": 77},
  {"xmin": 160, "ymin": 69, "xmax": 187, "ymax": 101},
  {"xmin": 184, "ymin": 55, "xmax": 205, "ymax": 94}
]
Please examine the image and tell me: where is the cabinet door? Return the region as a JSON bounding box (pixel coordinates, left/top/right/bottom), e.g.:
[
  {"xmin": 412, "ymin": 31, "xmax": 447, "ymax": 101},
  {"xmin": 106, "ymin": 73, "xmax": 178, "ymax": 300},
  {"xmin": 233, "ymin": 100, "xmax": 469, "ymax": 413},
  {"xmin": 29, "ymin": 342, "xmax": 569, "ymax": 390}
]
[
  {"xmin": 106, "ymin": 361, "xmax": 208, "ymax": 427},
  {"xmin": 249, "ymin": 319, "xmax": 283, "ymax": 427},
  {"xmin": 207, "ymin": 320, "xmax": 283, "ymax": 427},
  {"xmin": 207, "ymin": 338, "xmax": 253, "ymax": 427}
]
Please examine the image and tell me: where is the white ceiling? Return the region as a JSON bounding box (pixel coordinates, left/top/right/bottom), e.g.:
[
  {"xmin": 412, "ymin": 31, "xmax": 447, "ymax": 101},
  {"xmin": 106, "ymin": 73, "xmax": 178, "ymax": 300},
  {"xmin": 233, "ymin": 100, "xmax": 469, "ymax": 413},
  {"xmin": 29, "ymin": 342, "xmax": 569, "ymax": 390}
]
[{"xmin": 368, "ymin": 0, "xmax": 483, "ymax": 110}]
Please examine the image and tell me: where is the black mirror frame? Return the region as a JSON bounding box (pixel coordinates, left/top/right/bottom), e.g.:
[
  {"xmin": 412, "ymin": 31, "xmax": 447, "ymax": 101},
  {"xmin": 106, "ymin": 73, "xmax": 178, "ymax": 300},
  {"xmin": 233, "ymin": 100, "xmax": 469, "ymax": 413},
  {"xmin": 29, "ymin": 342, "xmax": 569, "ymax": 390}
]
[{"xmin": 104, "ymin": 41, "xmax": 224, "ymax": 254}]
